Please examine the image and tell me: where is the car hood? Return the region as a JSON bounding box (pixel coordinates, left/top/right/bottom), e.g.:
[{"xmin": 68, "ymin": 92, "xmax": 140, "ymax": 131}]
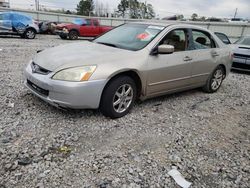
[
  {"xmin": 33, "ymin": 41, "xmax": 137, "ymax": 71},
  {"xmin": 230, "ymin": 44, "xmax": 250, "ymax": 56}
]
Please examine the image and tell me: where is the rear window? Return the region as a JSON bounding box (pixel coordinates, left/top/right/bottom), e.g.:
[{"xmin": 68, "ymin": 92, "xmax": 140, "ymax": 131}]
[
  {"xmin": 192, "ymin": 30, "xmax": 216, "ymax": 49},
  {"xmin": 215, "ymin": 32, "xmax": 231, "ymax": 44}
]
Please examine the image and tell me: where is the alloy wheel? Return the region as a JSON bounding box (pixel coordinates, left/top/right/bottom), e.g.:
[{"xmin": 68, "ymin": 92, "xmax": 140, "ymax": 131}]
[
  {"xmin": 113, "ymin": 84, "xmax": 133, "ymax": 113},
  {"xmin": 26, "ymin": 30, "xmax": 35, "ymax": 39},
  {"xmin": 211, "ymin": 69, "xmax": 223, "ymax": 90}
]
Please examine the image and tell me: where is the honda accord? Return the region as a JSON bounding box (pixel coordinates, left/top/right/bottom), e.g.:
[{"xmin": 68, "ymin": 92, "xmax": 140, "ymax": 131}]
[{"xmin": 24, "ymin": 22, "xmax": 232, "ymax": 118}]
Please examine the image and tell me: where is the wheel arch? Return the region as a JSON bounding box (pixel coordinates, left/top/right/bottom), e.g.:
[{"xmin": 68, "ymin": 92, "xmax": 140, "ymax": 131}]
[
  {"xmin": 69, "ymin": 28, "xmax": 80, "ymax": 35},
  {"xmin": 26, "ymin": 27, "xmax": 37, "ymax": 34},
  {"xmin": 218, "ymin": 64, "xmax": 226, "ymax": 79},
  {"xmin": 101, "ymin": 70, "xmax": 143, "ymax": 101}
]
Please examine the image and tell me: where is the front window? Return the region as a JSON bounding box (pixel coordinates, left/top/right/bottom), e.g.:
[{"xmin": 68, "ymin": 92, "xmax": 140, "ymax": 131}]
[
  {"xmin": 94, "ymin": 24, "xmax": 165, "ymax": 51},
  {"xmin": 235, "ymin": 36, "xmax": 250, "ymax": 46},
  {"xmin": 159, "ymin": 29, "xmax": 188, "ymax": 52}
]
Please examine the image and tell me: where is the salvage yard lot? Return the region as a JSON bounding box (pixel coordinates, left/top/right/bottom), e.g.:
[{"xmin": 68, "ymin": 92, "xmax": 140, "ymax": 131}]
[{"xmin": 0, "ymin": 35, "xmax": 249, "ymax": 187}]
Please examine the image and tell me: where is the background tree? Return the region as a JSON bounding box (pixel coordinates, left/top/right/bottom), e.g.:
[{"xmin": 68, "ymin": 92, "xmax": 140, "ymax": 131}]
[
  {"xmin": 146, "ymin": 4, "xmax": 155, "ymax": 19},
  {"xmin": 177, "ymin": 14, "xmax": 184, "ymax": 20},
  {"xmin": 200, "ymin": 16, "xmax": 206, "ymax": 21},
  {"xmin": 76, "ymin": 0, "xmax": 94, "ymax": 16},
  {"xmin": 129, "ymin": 0, "xmax": 140, "ymax": 19},
  {"xmin": 191, "ymin": 13, "xmax": 198, "ymax": 21},
  {"xmin": 117, "ymin": 0, "xmax": 129, "ymax": 18}
]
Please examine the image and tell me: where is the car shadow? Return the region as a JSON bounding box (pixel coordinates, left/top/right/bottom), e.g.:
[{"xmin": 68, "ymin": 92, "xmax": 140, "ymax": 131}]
[
  {"xmin": 23, "ymin": 88, "xmax": 202, "ymax": 120},
  {"xmin": 0, "ymin": 35, "xmax": 22, "ymax": 39},
  {"xmin": 231, "ymin": 69, "xmax": 250, "ymax": 75}
]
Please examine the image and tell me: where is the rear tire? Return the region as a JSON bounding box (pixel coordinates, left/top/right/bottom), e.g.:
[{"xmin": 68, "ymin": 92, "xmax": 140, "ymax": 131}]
[
  {"xmin": 68, "ymin": 30, "xmax": 79, "ymax": 40},
  {"xmin": 202, "ymin": 65, "xmax": 225, "ymax": 93},
  {"xmin": 24, "ymin": 28, "xmax": 36, "ymax": 39},
  {"xmin": 100, "ymin": 76, "xmax": 137, "ymax": 119}
]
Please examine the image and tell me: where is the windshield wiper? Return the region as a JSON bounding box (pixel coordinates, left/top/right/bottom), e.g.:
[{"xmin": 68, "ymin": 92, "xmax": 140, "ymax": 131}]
[{"xmin": 96, "ymin": 42, "xmax": 118, "ymax": 48}]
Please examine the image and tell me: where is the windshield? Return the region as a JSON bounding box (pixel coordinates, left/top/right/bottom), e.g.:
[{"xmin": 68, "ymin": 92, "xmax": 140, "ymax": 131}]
[
  {"xmin": 94, "ymin": 24, "xmax": 165, "ymax": 51},
  {"xmin": 235, "ymin": 36, "xmax": 250, "ymax": 46}
]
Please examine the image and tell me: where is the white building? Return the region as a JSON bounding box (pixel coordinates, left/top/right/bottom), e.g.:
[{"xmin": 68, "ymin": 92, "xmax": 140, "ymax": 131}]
[{"xmin": 0, "ymin": 0, "xmax": 10, "ymax": 8}]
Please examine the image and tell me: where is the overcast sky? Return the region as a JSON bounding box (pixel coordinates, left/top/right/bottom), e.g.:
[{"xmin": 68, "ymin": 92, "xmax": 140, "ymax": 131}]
[{"xmin": 9, "ymin": 0, "xmax": 250, "ymax": 19}]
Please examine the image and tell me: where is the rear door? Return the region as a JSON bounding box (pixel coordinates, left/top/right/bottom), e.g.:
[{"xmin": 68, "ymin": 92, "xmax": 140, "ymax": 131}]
[
  {"xmin": 147, "ymin": 28, "xmax": 194, "ymax": 96},
  {"xmin": 92, "ymin": 19, "xmax": 101, "ymax": 36},
  {"xmin": 0, "ymin": 13, "xmax": 12, "ymax": 32},
  {"xmin": 79, "ymin": 19, "xmax": 92, "ymax": 36},
  {"xmin": 80, "ymin": 19, "xmax": 99, "ymax": 37},
  {"xmin": 189, "ymin": 29, "xmax": 220, "ymax": 85}
]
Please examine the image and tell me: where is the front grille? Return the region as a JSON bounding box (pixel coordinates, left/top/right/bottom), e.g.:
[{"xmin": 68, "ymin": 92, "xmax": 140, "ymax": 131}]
[
  {"xmin": 31, "ymin": 62, "xmax": 51, "ymax": 75},
  {"xmin": 27, "ymin": 80, "xmax": 49, "ymax": 96},
  {"xmin": 234, "ymin": 53, "xmax": 250, "ymax": 59}
]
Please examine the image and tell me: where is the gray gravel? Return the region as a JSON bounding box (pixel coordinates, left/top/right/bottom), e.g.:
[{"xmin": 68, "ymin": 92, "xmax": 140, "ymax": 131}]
[{"xmin": 0, "ymin": 35, "xmax": 249, "ymax": 188}]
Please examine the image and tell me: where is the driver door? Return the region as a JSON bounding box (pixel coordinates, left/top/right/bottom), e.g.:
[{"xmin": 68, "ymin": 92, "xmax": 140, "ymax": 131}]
[{"xmin": 146, "ymin": 28, "xmax": 194, "ymax": 96}]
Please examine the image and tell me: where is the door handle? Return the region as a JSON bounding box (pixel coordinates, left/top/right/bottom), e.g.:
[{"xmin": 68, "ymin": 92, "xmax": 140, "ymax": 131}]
[
  {"xmin": 183, "ymin": 56, "xmax": 193, "ymax": 61},
  {"xmin": 211, "ymin": 52, "xmax": 219, "ymax": 57}
]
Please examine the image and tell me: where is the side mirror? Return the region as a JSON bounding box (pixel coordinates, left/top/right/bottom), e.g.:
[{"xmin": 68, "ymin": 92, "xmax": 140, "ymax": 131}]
[{"xmin": 158, "ymin": 44, "xmax": 174, "ymax": 54}]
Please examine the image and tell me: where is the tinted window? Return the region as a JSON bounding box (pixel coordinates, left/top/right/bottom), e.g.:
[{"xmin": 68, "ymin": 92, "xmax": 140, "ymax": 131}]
[
  {"xmin": 93, "ymin": 20, "xmax": 98, "ymax": 26},
  {"xmin": 192, "ymin": 30, "xmax": 215, "ymax": 49},
  {"xmin": 159, "ymin": 29, "xmax": 188, "ymax": 52},
  {"xmin": 215, "ymin": 32, "xmax": 231, "ymax": 44},
  {"xmin": 85, "ymin": 19, "xmax": 91, "ymax": 26},
  {"xmin": 0, "ymin": 14, "xmax": 2, "ymax": 20}
]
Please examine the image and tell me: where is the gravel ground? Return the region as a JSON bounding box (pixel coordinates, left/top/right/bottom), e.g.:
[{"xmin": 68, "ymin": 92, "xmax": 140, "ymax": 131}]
[{"xmin": 0, "ymin": 35, "xmax": 249, "ymax": 188}]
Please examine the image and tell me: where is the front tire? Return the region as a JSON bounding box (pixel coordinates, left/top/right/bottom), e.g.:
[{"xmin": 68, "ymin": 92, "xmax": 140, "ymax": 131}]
[
  {"xmin": 68, "ymin": 30, "xmax": 79, "ymax": 40},
  {"xmin": 24, "ymin": 28, "xmax": 36, "ymax": 39},
  {"xmin": 100, "ymin": 76, "xmax": 137, "ymax": 119},
  {"xmin": 202, "ymin": 65, "xmax": 225, "ymax": 93}
]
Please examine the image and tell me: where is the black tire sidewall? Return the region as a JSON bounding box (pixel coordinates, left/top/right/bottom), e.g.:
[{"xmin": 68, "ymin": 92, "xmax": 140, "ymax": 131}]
[
  {"xmin": 25, "ymin": 29, "xmax": 36, "ymax": 39},
  {"xmin": 205, "ymin": 66, "xmax": 225, "ymax": 93},
  {"xmin": 68, "ymin": 30, "xmax": 78, "ymax": 40},
  {"xmin": 100, "ymin": 76, "xmax": 137, "ymax": 119}
]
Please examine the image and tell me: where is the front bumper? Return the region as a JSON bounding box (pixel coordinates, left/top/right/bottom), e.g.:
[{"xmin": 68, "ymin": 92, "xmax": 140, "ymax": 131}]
[
  {"xmin": 24, "ymin": 63, "xmax": 107, "ymax": 109},
  {"xmin": 232, "ymin": 54, "xmax": 250, "ymax": 71},
  {"xmin": 55, "ymin": 30, "xmax": 68, "ymax": 37}
]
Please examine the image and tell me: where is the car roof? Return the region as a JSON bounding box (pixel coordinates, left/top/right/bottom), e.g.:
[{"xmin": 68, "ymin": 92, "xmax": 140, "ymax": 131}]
[{"xmin": 130, "ymin": 21, "xmax": 212, "ymax": 32}]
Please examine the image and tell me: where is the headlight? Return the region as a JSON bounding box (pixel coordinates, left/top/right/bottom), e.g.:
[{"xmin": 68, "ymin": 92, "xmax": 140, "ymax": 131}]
[
  {"xmin": 62, "ymin": 28, "xmax": 69, "ymax": 33},
  {"xmin": 52, "ymin": 66, "xmax": 96, "ymax": 82}
]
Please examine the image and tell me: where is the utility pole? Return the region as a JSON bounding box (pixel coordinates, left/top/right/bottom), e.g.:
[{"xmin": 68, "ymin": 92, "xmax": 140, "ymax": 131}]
[
  {"xmin": 234, "ymin": 8, "xmax": 238, "ymax": 18},
  {"xmin": 35, "ymin": 0, "xmax": 39, "ymax": 11},
  {"xmin": 35, "ymin": 0, "xmax": 37, "ymax": 11}
]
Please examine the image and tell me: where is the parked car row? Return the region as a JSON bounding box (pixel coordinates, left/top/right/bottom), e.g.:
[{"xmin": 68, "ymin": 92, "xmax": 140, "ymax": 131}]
[
  {"xmin": 0, "ymin": 11, "xmax": 249, "ymax": 72},
  {"xmin": 0, "ymin": 12, "xmax": 39, "ymax": 39},
  {"xmin": 55, "ymin": 18, "xmax": 112, "ymax": 40}
]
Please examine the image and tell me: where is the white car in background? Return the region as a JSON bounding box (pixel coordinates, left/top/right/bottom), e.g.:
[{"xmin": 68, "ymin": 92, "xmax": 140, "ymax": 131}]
[{"xmin": 231, "ymin": 36, "xmax": 250, "ymax": 71}]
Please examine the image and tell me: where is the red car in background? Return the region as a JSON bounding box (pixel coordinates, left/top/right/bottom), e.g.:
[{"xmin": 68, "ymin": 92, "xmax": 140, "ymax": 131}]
[{"xmin": 56, "ymin": 18, "xmax": 112, "ymax": 40}]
